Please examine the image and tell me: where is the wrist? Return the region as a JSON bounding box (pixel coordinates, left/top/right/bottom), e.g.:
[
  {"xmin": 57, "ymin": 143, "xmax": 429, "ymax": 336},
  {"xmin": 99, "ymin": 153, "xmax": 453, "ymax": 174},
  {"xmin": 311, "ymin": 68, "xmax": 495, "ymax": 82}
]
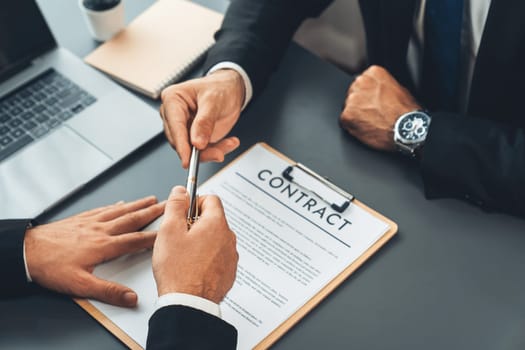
[
  {"xmin": 393, "ymin": 110, "xmax": 431, "ymax": 158},
  {"xmin": 207, "ymin": 62, "xmax": 253, "ymax": 110},
  {"xmin": 23, "ymin": 226, "xmax": 48, "ymax": 285},
  {"xmin": 157, "ymin": 284, "xmax": 222, "ymax": 304},
  {"xmin": 21, "ymin": 221, "xmax": 34, "ymax": 283},
  {"xmin": 211, "ymin": 68, "xmax": 245, "ymax": 102},
  {"xmin": 157, "ymin": 292, "xmax": 221, "ymax": 318}
]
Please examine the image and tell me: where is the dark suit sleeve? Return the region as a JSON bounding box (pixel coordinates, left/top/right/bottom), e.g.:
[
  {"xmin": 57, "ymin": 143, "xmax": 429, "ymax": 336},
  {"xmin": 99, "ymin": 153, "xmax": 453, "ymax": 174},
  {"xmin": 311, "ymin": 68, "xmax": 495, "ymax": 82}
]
[
  {"xmin": 203, "ymin": 0, "xmax": 333, "ymax": 97},
  {"xmin": 146, "ymin": 305, "xmax": 237, "ymax": 350},
  {"xmin": 0, "ymin": 219, "xmax": 33, "ymax": 297},
  {"xmin": 421, "ymin": 113, "xmax": 525, "ymax": 217}
]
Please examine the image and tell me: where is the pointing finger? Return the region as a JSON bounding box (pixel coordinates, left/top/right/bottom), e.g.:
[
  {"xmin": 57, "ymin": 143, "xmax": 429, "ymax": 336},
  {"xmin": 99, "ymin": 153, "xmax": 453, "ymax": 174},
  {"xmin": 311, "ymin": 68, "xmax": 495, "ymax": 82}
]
[
  {"xmin": 164, "ymin": 96, "xmax": 193, "ymax": 169},
  {"xmin": 160, "ymin": 104, "xmax": 177, "ymax": 152}
]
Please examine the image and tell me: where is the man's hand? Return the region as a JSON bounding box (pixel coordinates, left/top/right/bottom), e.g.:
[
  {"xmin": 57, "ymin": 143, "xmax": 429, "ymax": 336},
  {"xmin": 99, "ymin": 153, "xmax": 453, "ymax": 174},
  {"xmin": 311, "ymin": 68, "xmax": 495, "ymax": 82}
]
[
  {"xmin": 152, "ymin": 186, "xmax": 238, "ymax": 303},
  {"xmin": 25, "ymin": 196, "xmax": 165, "ymax": 307},
  {"xmin": 340, "ymin": 65, "xmax": 421, "ymax": 151},
  {"xmin": 160, "ymin": 69, "xmax": 245, "ymax": 168}
]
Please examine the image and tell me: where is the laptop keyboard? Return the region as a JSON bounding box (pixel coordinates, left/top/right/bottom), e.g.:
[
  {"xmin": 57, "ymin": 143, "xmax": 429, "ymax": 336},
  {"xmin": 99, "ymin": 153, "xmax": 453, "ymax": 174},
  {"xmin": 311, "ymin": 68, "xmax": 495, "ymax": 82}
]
[{"xmin": 0, "ymin": 69, "xmax": 97, "ymax": 162}]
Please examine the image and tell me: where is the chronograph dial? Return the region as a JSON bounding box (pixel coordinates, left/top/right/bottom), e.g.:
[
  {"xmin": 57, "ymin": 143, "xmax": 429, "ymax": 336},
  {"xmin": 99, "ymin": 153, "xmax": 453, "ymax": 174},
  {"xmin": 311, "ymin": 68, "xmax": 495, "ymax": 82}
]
[{"xmin": 394, "ymin": 111, "xmax": 432, "ymax": 157}]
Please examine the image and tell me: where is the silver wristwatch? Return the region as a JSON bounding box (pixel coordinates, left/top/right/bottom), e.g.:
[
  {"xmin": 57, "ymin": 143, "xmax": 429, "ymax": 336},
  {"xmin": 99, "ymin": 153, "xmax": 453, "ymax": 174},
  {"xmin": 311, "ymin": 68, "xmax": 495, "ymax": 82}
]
[{"xmin": 393, "ymin": 110, "xmax": 432, "ymax": 157}]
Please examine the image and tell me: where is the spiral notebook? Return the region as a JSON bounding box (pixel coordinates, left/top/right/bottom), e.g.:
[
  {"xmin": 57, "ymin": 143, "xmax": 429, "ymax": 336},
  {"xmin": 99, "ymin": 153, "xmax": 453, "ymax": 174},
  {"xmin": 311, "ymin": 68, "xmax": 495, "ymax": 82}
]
[{"xmin": 84, "ymin": 0, "xmax": 223, "ymax": 99}]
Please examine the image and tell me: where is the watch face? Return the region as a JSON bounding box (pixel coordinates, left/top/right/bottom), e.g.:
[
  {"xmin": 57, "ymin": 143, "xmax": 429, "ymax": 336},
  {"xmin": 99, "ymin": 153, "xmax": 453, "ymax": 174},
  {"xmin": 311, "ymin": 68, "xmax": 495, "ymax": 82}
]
[{"xmin": 397, "ymin": 112, "xmax": 431, "ymax": 144}]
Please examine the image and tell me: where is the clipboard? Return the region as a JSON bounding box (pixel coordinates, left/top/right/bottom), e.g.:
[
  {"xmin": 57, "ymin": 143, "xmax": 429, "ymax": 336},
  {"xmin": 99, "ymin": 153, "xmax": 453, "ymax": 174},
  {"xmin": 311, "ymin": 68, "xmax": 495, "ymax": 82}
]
[{"xmin": 74, "ymin": 142, "xmax": 398, "ymax": 350}]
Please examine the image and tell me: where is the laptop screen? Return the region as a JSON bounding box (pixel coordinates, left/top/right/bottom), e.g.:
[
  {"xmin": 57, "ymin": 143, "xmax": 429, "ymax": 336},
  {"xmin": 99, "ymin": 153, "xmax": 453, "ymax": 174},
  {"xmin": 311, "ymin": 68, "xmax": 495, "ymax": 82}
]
[{"xmin": 0, "ymin": 0, "xmax": 56, "ymax": 82}]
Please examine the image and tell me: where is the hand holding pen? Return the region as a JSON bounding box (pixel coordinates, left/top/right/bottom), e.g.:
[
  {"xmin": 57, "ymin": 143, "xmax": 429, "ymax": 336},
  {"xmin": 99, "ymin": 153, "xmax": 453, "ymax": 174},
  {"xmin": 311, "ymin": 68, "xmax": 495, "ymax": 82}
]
[{"xmin": 159, "ymin": 70, "xmax": 242, "ymax": 169}]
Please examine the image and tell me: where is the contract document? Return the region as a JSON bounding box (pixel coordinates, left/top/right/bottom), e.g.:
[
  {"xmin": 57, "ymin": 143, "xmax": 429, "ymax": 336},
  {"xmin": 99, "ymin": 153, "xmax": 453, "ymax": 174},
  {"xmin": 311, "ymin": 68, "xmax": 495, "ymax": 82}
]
[{"xmin": 79, "ymin": 143, "xmax": 397, "ymax": 349}]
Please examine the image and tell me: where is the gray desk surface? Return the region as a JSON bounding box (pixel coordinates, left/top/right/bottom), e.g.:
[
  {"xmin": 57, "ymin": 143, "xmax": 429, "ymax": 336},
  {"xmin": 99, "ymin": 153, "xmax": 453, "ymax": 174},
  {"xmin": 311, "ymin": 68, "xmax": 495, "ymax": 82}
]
[{"xmin": 1, "ymin": 1, "xmax": 525, "ymax": 349}]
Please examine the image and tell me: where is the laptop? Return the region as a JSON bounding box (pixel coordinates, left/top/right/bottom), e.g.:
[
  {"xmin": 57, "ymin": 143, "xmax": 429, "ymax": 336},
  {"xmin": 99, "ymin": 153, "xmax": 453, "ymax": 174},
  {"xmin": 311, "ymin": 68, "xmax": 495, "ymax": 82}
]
[{"xmin": 0, "ymin": 1, "xmax": 163, "ymax": 219}]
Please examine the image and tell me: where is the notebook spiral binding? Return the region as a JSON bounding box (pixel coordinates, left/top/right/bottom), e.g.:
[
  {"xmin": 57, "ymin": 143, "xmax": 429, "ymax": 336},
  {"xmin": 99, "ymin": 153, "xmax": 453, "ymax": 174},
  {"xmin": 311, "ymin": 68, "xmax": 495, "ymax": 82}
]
[{"xmin": 154, "ymin": 41, "xmax": 214, "ymax": 97}]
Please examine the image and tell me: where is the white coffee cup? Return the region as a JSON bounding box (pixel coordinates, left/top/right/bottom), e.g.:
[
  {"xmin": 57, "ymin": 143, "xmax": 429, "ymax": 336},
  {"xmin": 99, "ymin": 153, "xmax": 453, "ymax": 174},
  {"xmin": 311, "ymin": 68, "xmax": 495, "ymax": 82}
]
[{"xmin": 79, "ymin": 0, "xmax": 125, "ymax": 42}]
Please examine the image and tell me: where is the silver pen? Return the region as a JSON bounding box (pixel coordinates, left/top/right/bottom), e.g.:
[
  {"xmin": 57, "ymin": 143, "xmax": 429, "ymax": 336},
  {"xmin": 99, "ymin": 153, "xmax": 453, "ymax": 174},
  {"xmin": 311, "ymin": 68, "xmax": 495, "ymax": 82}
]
[{"xmin": 186, "ymin": 146, "xmax": 200, "ymax": 227}]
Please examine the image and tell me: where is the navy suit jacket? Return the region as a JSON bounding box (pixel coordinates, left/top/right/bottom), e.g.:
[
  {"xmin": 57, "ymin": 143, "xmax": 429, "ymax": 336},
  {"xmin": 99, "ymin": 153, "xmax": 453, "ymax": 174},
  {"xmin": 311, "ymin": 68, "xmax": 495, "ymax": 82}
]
[{"xmin": 202, "ymin": 0, "xmax": 525, "ymax": 218}]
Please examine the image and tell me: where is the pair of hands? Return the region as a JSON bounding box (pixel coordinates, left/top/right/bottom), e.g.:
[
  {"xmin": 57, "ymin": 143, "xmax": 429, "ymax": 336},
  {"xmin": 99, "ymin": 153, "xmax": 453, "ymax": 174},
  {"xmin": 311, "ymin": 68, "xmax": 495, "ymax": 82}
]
[
  {"xmin": 160, "ymin": 65, "xmax": 421, "ymax": 165},
  {"xmin": 26, "ymin": 189, "xmax": 237, "ymax": 307},
  {"xmin": 29, "ymin": 64, "xmax": 417, "ymax": 308}
]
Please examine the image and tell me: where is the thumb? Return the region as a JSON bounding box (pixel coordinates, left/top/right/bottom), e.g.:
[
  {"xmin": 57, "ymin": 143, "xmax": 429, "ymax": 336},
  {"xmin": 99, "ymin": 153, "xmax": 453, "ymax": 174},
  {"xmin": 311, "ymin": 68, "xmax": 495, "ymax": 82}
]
[
  {"xmin": 191, "ymin": 104, "xmax": 217, "ymax": 150},
  {"xmin": 161, "ymin": 186, "xmax": 189, "ymax": 233},
  {"xmin": 81, "ymin": 272, "xmax": 138, "ymax": 308}
]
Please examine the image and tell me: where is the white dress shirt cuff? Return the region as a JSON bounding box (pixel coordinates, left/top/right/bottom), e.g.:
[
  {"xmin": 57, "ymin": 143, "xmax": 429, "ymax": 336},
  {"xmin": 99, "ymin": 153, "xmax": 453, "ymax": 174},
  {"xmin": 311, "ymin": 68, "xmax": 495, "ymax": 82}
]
[
  {"xmin": 156, "ymin": 292, "xmax": 221, "ymax": 319},
  {"xmin": 23, "ymin": 241, "xmax": 32, "ymax": 283},
  {"xmin": 207, "ymin": 62, "xmax": 253, "ymax": 110}
]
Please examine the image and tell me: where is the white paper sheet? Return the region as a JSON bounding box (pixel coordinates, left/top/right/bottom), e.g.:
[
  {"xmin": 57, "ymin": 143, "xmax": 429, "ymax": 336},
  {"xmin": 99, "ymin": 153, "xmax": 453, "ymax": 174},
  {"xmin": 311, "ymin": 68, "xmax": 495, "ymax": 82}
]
[{"xmin": 90, "ymin": 144, "xmax": 390, "ymax": 349}]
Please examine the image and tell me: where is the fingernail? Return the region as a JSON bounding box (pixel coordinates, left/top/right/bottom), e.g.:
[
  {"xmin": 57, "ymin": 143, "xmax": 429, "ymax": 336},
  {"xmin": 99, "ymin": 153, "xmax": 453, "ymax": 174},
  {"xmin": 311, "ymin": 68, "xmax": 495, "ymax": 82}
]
[
  {"xmin": 124, "ymin": 292, "xmax": 137, "ymax": 306},
  {"xmin": 115, "ymin": 200, "xmax": 125, "ymax": 204},
  {"xmin": 171, "ymin": 186, "xmax": 187, "ymax": 195}
]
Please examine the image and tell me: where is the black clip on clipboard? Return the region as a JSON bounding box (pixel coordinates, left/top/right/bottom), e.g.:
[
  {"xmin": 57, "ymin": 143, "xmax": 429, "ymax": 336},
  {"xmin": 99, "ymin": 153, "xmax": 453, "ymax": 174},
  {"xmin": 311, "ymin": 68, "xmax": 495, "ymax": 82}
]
[{"xmin": 282, "ymin": 163, "xmax": 354, "ymax": 213}]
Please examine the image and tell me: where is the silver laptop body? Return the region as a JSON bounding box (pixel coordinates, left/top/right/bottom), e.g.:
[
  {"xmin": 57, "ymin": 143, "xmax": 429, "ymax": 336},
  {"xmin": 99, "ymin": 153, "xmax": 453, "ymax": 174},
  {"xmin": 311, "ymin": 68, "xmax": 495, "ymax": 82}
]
[{"xmin": 0, "ymin": 1, "xmax": 162, "ymax": 219}]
